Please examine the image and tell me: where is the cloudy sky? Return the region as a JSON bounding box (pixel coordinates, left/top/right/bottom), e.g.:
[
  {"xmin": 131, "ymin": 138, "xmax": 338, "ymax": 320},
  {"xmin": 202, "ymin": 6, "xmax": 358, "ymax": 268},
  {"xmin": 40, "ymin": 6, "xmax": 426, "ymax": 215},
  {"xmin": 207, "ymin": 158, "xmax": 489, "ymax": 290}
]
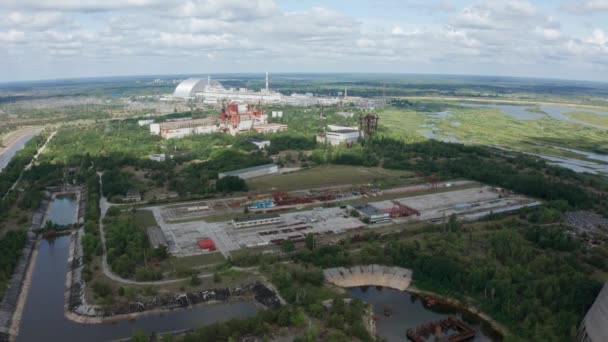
[{"xmin": 1, "ymin": 0, "xmax": 608, "ymax": 82}]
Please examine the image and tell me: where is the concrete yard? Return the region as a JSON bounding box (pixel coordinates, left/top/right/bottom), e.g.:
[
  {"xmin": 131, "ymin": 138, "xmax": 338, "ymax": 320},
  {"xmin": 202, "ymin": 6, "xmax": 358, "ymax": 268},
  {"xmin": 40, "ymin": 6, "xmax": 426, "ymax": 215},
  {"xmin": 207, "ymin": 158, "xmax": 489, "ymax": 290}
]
[{"xmin": 147, "ymin": 182, "xmax": 540, "ymax": 258}]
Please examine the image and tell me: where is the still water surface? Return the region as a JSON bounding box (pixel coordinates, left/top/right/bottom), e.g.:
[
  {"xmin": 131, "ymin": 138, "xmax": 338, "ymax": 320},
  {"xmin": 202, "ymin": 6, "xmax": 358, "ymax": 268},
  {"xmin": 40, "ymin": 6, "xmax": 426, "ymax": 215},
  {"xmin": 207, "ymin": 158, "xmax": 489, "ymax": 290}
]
[
  {"xmin": 17, "ymin": 236, "xmax": 257, "ymax": 342},
  {"xmin": 349, "ymin": 287, "xmax": 501, "ymax": 342},
  {"xmin": 46, "ymin": 196, "xmax": 78, "ymax": 226}
]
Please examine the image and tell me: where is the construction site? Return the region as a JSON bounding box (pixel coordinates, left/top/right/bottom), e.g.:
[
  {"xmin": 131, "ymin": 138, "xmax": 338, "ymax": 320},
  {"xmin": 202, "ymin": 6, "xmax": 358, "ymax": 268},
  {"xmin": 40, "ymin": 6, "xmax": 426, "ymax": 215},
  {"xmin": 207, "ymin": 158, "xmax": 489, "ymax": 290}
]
[{"xmin": 146, "ymin": 179, "xmax": 541, "ymax": 259}]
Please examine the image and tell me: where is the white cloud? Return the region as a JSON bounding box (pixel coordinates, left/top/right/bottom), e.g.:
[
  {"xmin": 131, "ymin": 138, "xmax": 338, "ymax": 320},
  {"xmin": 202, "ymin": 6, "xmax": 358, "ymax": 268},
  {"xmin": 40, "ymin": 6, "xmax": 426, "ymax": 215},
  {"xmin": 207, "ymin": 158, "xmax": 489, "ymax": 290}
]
[
  {"xmin": 586, "ymin": 29, "xmax": 607, "ymax": 45},
  {"xmin": 0, "ymin": 0, "xmax": 169, "ymax": 12},
  {"xmin": 562, "ymin": 0, "xmax": 608, "ymax": 14},
  {"xmin": 1, "ymin": 0, "xmax": 608, "ymax": 82},
  {"xmin": 0, "ymin": 29, "xmax": 25, "ymax": 42}
]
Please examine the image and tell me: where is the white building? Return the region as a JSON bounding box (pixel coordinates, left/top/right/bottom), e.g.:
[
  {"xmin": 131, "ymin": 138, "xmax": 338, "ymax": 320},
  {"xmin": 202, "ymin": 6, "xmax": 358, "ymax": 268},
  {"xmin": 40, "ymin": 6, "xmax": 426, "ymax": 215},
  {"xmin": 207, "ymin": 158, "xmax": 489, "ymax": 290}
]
[
  {"xmin": 149, "ymin": 153, "xmax": 167, "ymax": 162},
  {"xmin": 218, "ymin": 164, "xmax": 279, "ymax": 180},
  {"xmin": 317, "ymin": 125, "xmax": 364, "ymax": 146},
  {"xmin": 233, "ymin": 214, "xmax": 282, "ymax": 228},
  {"xmin": 172, "ymin": 75, "xmax": 282, "ymax": 104},
  {"xmin": 149, "ymin": 117, "xmax": 220, "ymax": 139},
  {"xmin": 250, "ymin": 139, "xmax": 271, "ymax": 149},
  {"xmin": 138, "ymin": 119, "xmax": 155, "ymax": 126}
]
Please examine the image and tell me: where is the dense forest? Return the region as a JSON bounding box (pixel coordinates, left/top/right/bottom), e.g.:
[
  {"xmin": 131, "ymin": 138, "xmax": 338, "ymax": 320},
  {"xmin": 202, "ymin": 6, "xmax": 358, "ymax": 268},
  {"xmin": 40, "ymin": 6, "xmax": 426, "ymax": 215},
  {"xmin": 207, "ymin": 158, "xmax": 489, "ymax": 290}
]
[
  {"xmin": 291, "ymin": 218, "xmax": 602, "ymax": 341},
  {"xmin": 0, "ymin": 230, "xmax": 27, "ymax": 299}
]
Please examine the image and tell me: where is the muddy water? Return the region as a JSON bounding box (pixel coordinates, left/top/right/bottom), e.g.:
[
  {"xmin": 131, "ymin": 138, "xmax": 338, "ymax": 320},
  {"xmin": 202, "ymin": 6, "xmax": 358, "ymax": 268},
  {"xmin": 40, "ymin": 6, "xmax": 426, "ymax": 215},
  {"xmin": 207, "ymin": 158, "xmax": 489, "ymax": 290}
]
[{"xmin": 17, "ymin": 236, "xmax": 257, "ymax": 342}]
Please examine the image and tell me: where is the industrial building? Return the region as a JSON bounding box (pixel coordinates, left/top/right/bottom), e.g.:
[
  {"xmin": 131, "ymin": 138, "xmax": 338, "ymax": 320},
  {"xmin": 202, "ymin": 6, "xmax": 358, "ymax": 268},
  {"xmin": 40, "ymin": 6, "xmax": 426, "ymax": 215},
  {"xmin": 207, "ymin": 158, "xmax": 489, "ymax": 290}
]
[
  {"xmin": 172, "ymin": 74, "xmax": 282, "ymax": 104},
  {"xmin": 233, "ymin": 214, "xmax": 282, "ymax": 228},
  {"xmin": 348, "ymin": 204, "xmax": 390, "ymax": 224},
  {"xmin": 317, "ymin": 125, "xmax": 364, "ymax": 146},
  {"xmin": 149, "ymin": 117, "xmax": 220, "ymax": 139},
  {"xmin": 578, "ymin": 282, "xmax": 608, "ymax": 342},
  {"xmin": 218, "ymin": 164, "xmax": 278, "ymax": 180},
  {"xmin": 149, "ymin": 104, "xmax": 286, "ymax": 139}
]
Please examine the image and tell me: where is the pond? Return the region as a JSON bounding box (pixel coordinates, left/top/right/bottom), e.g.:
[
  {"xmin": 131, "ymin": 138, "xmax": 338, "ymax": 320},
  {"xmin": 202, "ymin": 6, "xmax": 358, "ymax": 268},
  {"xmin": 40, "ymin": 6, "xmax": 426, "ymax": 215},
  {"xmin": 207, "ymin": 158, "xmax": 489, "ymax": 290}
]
[
  {"xmin": 349, "ymin": 287, "xmax": 501, "ymax": 342},
  {"xmin": 17, "ymin": 236, "xmax": 258, "ymax": 342},
  {"xmin": 46, "ymin": 195, "xmax": 78, "ymax": 226}
]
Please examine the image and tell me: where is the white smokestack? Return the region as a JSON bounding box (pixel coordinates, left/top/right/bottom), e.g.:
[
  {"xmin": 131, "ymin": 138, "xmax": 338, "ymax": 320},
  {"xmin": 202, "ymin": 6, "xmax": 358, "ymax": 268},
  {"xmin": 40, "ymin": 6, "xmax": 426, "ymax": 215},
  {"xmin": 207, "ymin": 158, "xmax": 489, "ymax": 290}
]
[{"xmin": 265, "ymin": 71, "xmax": 269, "ymax": 91}]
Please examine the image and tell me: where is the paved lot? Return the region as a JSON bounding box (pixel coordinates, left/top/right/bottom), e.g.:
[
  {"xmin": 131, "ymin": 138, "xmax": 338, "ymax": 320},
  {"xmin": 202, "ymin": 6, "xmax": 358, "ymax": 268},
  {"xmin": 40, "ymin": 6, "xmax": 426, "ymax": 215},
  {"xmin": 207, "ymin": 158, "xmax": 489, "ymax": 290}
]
[{"xmin": 150, "ymin": 183, "xmax": 539, "ymax": 258}]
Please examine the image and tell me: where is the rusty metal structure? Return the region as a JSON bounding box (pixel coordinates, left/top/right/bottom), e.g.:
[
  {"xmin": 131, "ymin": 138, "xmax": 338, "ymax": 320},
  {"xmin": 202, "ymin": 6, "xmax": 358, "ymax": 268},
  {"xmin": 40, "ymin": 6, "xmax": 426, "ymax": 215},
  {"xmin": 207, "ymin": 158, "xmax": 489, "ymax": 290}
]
[
  {"xmin": 359, "ymin": 113, "xmax": 379, "ymax": 138},
  {"xmin": 220, "ymin": 103, "xmax": 264, "ymax": 130},
  {"xmin": 406, "ymin": 316, "xmax": 475, "ymax": 342},
  {"xmin": 384, "ymin": 200, "xmax": 420, "ymax": 218}
]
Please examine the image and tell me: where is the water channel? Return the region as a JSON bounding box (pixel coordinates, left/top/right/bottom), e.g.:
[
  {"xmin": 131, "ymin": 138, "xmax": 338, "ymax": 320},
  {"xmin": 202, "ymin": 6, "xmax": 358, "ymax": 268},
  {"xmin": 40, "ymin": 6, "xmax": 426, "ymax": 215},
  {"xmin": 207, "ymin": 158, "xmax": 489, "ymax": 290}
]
[
  {"xmin": 17, "ymin": 236, "xmax": 257, "ymax": 342},
  {"xmin": 349, "ymin": 287, "xmax": 501, "ymax": 342},
  {"xmin": 46, "ymin": 195, "xmax": 78, "ymax": 226},
  {"xmin": 0, "ymin": 132, "xmax": 38, "ymax": 172}
]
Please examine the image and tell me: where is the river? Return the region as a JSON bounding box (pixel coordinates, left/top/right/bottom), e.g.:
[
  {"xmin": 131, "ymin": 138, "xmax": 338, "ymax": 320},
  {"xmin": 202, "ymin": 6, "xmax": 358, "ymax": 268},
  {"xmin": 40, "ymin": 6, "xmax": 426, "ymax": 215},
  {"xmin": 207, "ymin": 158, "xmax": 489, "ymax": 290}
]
[
  {"xmin": 17, "ymin": 236, "xmax": 257, "ymax": 342},
  {"xmin": 0, "ymin": 131, "xmax": 39, "ymax": 172},
  {"xmin": 349, "ymin": 287, "xmax": 501, "ymax": 342}
]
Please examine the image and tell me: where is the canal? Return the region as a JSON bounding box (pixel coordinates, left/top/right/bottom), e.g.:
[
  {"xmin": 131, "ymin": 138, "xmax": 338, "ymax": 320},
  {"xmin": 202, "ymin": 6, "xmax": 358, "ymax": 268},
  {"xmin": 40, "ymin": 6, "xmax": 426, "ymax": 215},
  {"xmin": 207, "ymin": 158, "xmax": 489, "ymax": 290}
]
[
  {"xmin": 349, "ymin": 287, "xmax": 501, "ymax": 342},
  {"xmin": 0, "ymin": 132, "xmax": 39, "ymax": 172},
  {"xmin": 17, "ymin": 236, "xmax": 257, "ymax": 342},
  {"xmin": 46, "ymin": 194, "xmax": 78, "ymax": 226}
]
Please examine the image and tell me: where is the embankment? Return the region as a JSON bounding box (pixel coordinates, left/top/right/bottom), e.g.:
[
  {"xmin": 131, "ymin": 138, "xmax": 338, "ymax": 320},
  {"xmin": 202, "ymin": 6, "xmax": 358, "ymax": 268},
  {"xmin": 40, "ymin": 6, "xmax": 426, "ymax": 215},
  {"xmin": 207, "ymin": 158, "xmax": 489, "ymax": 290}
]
[
  {"xmin": 0, "ymin": 232, "xmax": 37, "ymax": 342},
  {"xmin": 323, "ymin": 265, "xmax": 413, "ymax": 291}
]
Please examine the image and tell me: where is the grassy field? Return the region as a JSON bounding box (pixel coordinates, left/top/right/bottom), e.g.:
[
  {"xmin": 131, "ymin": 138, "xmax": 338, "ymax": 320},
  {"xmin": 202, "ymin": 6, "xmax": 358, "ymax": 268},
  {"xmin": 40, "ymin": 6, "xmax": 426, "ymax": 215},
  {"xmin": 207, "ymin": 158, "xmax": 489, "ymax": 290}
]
[
  {"xmin": 247, "ymin": 165, "xmax": 415, "ymax": 192},
  {"xmin": 566, "ymin": 112, "xmax": 608, "ymax": 128},
  {"xmin": 376, "ymin": 108, "xmax": 427, "ymax": 141},
  {"xmin": 133, "ymin": 209, "xmax": 158, "ymax": 227},
  {"xmin": 377, "ymin": 101, "xmax": 608, "ymax": 156}
]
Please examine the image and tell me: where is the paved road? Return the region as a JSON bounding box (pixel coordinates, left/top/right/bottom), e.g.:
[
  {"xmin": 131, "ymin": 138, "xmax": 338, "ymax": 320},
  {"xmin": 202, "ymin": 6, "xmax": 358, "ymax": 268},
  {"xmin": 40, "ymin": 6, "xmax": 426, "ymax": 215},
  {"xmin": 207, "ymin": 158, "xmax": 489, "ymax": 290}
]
[
  {"xmin": 2, "ymin": 130, "xmax": 56, "ymax": 201},
  {"xmin": 96, "ymin": 174, "xmax": 242, "ymax": 285}
]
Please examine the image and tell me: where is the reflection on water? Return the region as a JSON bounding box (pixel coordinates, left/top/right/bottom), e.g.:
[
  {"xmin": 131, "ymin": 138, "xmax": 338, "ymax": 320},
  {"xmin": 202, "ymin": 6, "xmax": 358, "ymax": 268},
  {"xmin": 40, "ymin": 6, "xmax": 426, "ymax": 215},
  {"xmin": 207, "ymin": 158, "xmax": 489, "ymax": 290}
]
[
  {"xmin": 46, "ymin": 195, "xmax": 78, "ymax": 226},
  {"xmin": 18, "ymin": 237, "xmax": 257, "ymax": 342},
  {"xmin": 349, "ymin": 287, "xmax": 501, "ymax": 342}
]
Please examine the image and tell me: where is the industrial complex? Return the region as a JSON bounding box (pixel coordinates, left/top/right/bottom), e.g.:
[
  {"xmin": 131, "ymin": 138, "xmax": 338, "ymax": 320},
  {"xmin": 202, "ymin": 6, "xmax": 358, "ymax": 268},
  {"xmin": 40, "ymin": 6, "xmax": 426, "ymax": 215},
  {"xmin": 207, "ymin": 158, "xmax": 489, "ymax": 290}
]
[
  {"xmin": 145, "ymin": 181, "xmax": 541, "ymax": 259},
  {"xmin": 149, "ymin": 103, "xmax": 287, "ymax": 138},
  {"xmin": 169, "ymin": 73, "xmax": 382, "ymax": 107}
]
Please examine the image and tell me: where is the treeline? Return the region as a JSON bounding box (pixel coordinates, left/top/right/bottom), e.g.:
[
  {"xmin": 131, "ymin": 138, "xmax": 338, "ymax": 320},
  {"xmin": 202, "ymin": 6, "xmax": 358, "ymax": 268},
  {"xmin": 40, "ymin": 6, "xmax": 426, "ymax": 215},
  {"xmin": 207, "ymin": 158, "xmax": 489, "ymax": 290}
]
[
  {"xmin": 0, "ymin": 135, "xmax": 45, "ymax": 210},
  {"xmin": 172, "ymin": 149, "xmax": 270, "ymax": 197},
  {"xmin": 293, "ymin": 225, "xmax": 601, "ymax": 341},
  {"xmin": 322, "ymin": 138, "xmax": 597, "ymax": 209},
  {"xmin": 0, "ymin": 230, "xmax": 27, "ymax": 299}
]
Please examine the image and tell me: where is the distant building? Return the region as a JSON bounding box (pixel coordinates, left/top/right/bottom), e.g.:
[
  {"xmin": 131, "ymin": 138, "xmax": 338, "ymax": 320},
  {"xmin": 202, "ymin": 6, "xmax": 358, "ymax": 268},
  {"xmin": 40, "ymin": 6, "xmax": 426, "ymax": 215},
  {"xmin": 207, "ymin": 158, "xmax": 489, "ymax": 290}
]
[
  {"xmin": 337, "ymin": 111, "xmax": 354, "ymax": 118},
  {"xmin": 138, "ymin": 119, "xmax": 155, "ymax": 126},
  {"xmin": 233, "ymin": 214, "xmax": 282, "ymax": 228},
  {"xmin": 317, "ymin": 125, "xmax": 364, "ymax": 146},
  {"xmin": 172, "ymin": 75, "xmax": 282, "ymax": 104},
  {"xmin": 348, "ymin": 204, "xmax": 390, "ymax": 224},
  {"xmin": 149, "ymin": 153, "xmax": 168, "ymax": 162},
  {"xmin": 150, "ymin": 117, "xmax": 220, "ymax": 139},
  {"xmin": 218, "ymin": 164, "xmax": 279, "ymax": 180},
  {"xmin": 250, "ymin": 139, "xmax": 271, "ymax": 149},
  {"xmin": 123, "ymin": 189, "xmax": 142, "ymax": 202}
]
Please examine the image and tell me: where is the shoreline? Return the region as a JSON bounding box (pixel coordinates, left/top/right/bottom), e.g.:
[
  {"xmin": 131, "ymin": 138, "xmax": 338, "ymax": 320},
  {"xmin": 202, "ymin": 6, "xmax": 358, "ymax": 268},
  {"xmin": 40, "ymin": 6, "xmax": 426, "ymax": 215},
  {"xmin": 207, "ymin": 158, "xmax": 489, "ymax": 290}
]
[
  {"xmin": 8, "ymin": 241, "xmax": 38, "ymax": 340},
  {"xmin": 0, "ymin": 127, "xmax": 41, "ymax": 155},
  {"xmin": 405, "ymin": 285, "xmax": 509, "ymax": 337}
]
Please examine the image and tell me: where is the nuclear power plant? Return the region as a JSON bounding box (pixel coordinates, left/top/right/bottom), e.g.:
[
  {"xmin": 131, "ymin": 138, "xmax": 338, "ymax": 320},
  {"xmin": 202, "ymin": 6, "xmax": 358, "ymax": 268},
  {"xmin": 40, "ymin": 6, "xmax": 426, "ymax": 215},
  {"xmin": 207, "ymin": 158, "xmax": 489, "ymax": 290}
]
[
  {"xmin": 171, "ymin": 73, "xmax": 356, "ymax": 106},
  {"xmin": 149, "ymin": 103, "xmax": 287, "ymax": 139}
]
